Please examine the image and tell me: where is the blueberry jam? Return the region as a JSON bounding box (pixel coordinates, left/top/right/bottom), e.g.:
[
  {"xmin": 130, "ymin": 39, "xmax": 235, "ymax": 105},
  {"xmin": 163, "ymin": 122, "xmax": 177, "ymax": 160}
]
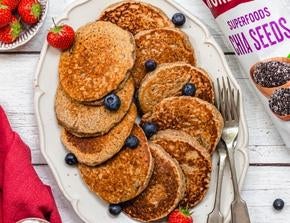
[
  {"xmin": 269, "ymin": 88, "xmax": 290, "ymax": 116},
  {"xmin": 253, "ymin": 61, "xmax": 290, "ymax": 88}
]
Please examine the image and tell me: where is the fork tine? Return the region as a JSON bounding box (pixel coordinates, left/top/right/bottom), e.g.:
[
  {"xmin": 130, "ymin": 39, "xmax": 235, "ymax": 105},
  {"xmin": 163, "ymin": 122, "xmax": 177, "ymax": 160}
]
[
  {"xmin": 217, "ymin": 78, "xmax": 221, "ymax": 110},
  {"xmin": 223, "ymin": 77, "xmax": 232, "ymax": 121},
  {"xmin": 217, "ymin": 78, "xmax": 226, "ymax": 118},
  {"xmin": 227, "ymin": 76, "xmax": 240, "ymax": 122},
  {"xmin": 227, "ymin": 77, "xmax": 236, "ymax": 121},
  {"xmin": 237, "ymin": 90, "xmax": 240, "ymax": 121},
  {"xmin": 231, "ymin": 89, "xmax": 239, "ymax": 121}
]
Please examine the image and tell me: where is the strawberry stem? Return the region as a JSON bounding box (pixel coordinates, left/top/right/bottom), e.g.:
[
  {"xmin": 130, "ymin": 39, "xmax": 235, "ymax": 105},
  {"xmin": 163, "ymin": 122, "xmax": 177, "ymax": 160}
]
[
  {"xmin": 179, "ymin": 207, "xmax": 191, "ymax": 216},
  {"xmin": 52, "ymin": 17, "xmax": 57, "ymax": 28},
  {"xmin": 32, "ymin": 3, "xmax": 42, "ymax": 18}
]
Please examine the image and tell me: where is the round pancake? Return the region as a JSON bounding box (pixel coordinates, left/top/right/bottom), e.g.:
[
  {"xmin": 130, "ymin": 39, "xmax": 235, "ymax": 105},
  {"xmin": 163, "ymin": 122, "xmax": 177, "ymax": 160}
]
[
  {"xmin": 78, "ymin": 124, "xmax": 154, "ymax": 204},
  {"xmin": 139, "ymin": 62, "xmax": 215, "ymax": 113},
  {"xmin": 99, "ymin": 1, "xmax": 173, "ymax": 35},
  {"xmin": 141, "ymin": 96, "xmax": 223, "ymax": 154},
  {"xmin": 59, "ymin": 21, "xmax": 135, "ymax": 102},
  {"xmin": 152, "ymin": 130, "xmax": 212, "ymax": 208},
  {"xmin": 83, "ymin": 72, "xmax": 130, "ymax": 106},
  {"xmin": 61, "ymin": 104, "xmax": 137, "ymax": 166},
  {"xmin": 132, "ymin": 28, "xmax": 196, "ymax": 87},
  {"xmin": 55, "ymin": 77, "xmax": 134, "ymax": 137},
  {"xmin": 123, "ymin": 143, "xmax": 185, "ymax": 222}
]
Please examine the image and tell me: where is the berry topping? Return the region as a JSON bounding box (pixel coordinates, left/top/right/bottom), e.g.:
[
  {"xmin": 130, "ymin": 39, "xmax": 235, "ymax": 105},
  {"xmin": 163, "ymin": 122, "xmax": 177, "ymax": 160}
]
[
  {"xmin": 125, "ymin": 135, "xmax": 139, "ymax": 148},
  {"xmin": 182, "ymin": 83, "xmax": 196, "ymax": 96},
  {"xmin": 109, "ymin": 204, "xmax": 122, "ymax": 216},
  {"xmin": 172, "ymin": 13, "xmax": 186, "ymax": 27},
  {"xmin": 65, "ymin": 153, "xmax": 78, "ymax": 166},
  {"xmin": 47, "ymin": 19, "xmax": 75, "ymax": 50},
  {"xmin": 145, "ymin": 59, "xmax": 157, "ymax": 72},
  {"xmin": 142, "ymin": 122, "xmax": 158, "ymax": 138},
  {"xmin": 104, "ymin": 93, "xmax": 121, "ymax": 111},
  {"xmin": 168, "ymin": 207, "xmax": 193, "ymax": 223}
]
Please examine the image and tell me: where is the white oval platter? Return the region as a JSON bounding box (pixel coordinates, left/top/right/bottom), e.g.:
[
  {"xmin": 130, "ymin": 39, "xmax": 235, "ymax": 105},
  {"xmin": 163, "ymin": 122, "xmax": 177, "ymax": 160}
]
[{"xmin": 34, "ymin": 0, "xmax": 249, "ymax": 222}]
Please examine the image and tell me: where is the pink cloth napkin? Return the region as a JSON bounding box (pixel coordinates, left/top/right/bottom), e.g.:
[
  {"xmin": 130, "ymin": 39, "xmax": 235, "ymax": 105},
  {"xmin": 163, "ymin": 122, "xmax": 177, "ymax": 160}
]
[{"xmin": 0, "ymin": 106, "xmax": 62, "ymax": 223}]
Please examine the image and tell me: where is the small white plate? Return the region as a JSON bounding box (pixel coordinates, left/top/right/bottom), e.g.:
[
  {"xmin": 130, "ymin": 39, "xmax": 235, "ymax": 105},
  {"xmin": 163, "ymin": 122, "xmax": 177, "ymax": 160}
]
[
  {"xmin": 0, "ymin": 0, "xmax": 48, "ymax": 51},
  {"xmin": 34, "ymin": 0, "xmax": 249, "ymax": 222}
]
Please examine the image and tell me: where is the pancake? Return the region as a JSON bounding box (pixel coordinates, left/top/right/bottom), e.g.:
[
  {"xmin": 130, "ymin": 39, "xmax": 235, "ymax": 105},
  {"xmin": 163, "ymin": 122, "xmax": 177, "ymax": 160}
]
[
  {"xmin": 55, "ymin": 77, "xmax": 134, "ymax": 137},
  {"xmin": 78, "ymin": 124, "xmax": 154, "ymax": 204},
  {"xmin": 141, "ymin": 96, "xmax": 223, "ymax": 154},
  {"xmin": 152, "ymin": 130, "xmax": 212, "ymax": 208},
  {"xmin": 138, "ymin": 62, "xmax": 215, "ymax": 113},
  {"xmin": 132, "ymin": 28, "xmax": 196, "ymax": 86},
  {"xmin": 123, "ymin": 143, "xmax": 185, "ymax": 222},
  {"xmin": 99, "ymin": 1, "xmax": 173, "ymax": 35},
  {"xmin": 59, "ymin": 21, "xmax": 135, "ymax": 102},
  {"xmin": 61, "ymin": 104, "xmax": 137, "ymax": 166}
]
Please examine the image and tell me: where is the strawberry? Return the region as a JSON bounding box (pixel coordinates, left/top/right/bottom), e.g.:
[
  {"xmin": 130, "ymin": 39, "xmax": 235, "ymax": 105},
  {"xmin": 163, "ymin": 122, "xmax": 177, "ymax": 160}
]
[
  {"xmin": 0, "ymin": 4, "xmax": 12, "ymax": 28},
  {"xmin": 47, "ymin": 21, "xmax": 75, "ymax": 50},
  {"xmin": 168, "ymin": 208, "xmax": 193, "ymax": 223},
  {"xmin": 0, "ymin": 0, "xmax": 20, "ymax": 10},
  {"xmin": 18, "ymin": 0, "xmax": 41, "ymax": 25},
  {"xmin": 0, "ymin": 16, "xmax": 22, "ymax": 43}
]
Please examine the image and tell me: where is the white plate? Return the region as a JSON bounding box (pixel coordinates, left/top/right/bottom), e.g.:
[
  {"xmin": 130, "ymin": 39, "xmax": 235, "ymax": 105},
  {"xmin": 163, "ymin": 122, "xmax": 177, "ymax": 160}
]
[
  {"xmin": 34, "ymin": 0, "xmax": 249, "ymax": 222},
  {"xmin": 0, "ymin": 0, "xmax": 48, "ymax": 51}
]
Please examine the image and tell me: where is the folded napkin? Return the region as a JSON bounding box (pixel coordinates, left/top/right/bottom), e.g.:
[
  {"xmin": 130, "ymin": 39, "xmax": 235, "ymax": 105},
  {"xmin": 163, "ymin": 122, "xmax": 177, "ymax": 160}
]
[{"xmin": 0, "ymin": 106, "xmax": 62, "ymax": 223}]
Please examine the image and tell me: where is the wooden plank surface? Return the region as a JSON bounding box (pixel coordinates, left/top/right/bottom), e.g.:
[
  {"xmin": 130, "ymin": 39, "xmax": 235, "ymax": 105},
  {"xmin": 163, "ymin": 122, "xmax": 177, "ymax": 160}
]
[{"xmin": 1, "ymin": 0, "xmax": 290, "ymax": 222}]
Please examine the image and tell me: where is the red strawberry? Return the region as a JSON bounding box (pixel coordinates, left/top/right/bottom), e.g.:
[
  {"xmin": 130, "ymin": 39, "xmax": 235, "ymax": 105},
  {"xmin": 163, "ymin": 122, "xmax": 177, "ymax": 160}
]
[
  {"xmin": 47, "ymin": 21, "xmax": 75, "ymax": 50},
  {"xmin": 0, "ymin": 4, "xmax": 12, "ymax": 28},
  {"xmin": 18, "ymin": 0, "xmax": 41, "ymax": 25},
  {"xmin": 0, "ymin": 16, "xmax": 22, "ymax": 43},
  {"xmin": 168, "ymin": 208, "xmax": 193, "ymax": 223},
  {"xmin": 0, "ymin": 0, "xmax": 20, "ymax": 10}
]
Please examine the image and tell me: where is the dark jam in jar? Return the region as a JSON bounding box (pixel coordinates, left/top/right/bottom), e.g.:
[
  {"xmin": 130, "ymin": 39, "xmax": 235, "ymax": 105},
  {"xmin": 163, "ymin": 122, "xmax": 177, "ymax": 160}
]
[{"xmin": 253, "ymin": 61, "xmax": 290, "ymax": 87}]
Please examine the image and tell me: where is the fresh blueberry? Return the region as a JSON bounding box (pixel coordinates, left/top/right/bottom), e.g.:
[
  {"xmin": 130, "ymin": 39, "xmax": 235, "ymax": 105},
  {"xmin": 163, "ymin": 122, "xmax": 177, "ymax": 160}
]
[
  {"xmin": 273, "ymin": 199, "xmax": 285, "ymax": 210},
  {"xmin": 172, "ymin": 13, "xmax": 186, "ymax": 26},
  {"xmin": 109, "ymin": 204, "xmax": 122, "ymax": 216},
  {"xmin": 145, "ymin": 59, "xmax": 157, "ymax": 72},
  {"xmin": 142, "ymin": 122, "xmax": 158, "ymax": 138},
  {"xmin": 125, "ymin": 135, "xmax": 140, "ymax": 148},
  {"xmin": 182, "ymin": 83, "xmax": 196, "ymax": 96},
  {"xmin": 65, "ymin": 153, "xmax": 78, "ymax": 166},
  {"xmin": 104, "ymin": 93, "xmax": 121, "ymax": 111}
]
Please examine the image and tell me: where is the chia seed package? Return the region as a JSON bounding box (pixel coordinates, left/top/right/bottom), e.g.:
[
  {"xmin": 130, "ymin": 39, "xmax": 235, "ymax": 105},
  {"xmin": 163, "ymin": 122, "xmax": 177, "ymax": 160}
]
[{"xmin": 203, "ymin": 0, "xmax": 290, "ymax": 147}]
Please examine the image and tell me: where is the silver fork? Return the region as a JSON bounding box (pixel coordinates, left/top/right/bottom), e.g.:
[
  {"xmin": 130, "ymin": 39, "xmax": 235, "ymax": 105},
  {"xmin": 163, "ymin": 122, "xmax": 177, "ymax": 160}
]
[
  {"xmin": 217, "ymin": 77, "xmax": 251, "ymax": 223},
  {"xmin": 207, "ymin": 141, "xmax": 227, "ymax": 223}
]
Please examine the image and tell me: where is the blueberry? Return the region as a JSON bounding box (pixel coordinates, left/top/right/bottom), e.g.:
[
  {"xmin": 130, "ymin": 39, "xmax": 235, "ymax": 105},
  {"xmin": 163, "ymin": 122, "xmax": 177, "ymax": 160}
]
[
  {"xmin": 125, "ymin": 135, "xmax": 140, "ymax": 148},
  {"xmin": 65, "ymin": 153, "xmax": 78, "ymax": 166},
  {"xmin": 182, "ymin": 83, "xmax": 196, "ymax": 96},
  {"xmin": 145, "ymin": 59, "xmax": 157, "ymax": 72},
  {"xmin": 109, "ymin": 204, "xmax": 122, "ymax": 216},
  {"xmin": 104, "ymin": 93, "xmax": 121, "ymax": 111},
  {"xmin": 142, "ymin": 122, "xmax": 158, "ymax": 138},
  {"xmin": 172, "ymin": 13, "xmax": 186, "ymax": 27},
  {"xmin": 273, "ymin": 199, "xmax": 285, "ymax": 210}
]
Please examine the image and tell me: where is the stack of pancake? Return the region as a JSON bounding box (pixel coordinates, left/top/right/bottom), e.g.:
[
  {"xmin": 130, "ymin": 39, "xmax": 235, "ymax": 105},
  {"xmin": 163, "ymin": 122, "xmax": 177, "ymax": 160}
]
[{"xmin": 55, "ymin": 1, "xmax": 224, "ymax": 222}]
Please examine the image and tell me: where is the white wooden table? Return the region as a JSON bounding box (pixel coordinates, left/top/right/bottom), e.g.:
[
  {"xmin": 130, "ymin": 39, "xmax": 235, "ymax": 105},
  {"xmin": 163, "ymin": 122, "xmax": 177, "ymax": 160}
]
[{"xmin": 1, "ymin": 0, "xmax": 290, "ymax": 222}]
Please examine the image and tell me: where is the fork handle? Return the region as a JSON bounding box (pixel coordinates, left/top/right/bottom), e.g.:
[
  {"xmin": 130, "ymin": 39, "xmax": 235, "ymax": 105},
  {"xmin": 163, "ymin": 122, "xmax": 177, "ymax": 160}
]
[
  {"xmin": 231, "ymin": 198, "xmax": 251, "ymax": 223},
  {"xmin": 206, "ymin": 151, "xmax": 226, "ymax": 223},
  {"xmin": 213, "ymin": 151, "xmax": 227, "ymax": 210},
  {"xmin": 227, "ymin": 147, "xmax": 251, "ymax": 223}
]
